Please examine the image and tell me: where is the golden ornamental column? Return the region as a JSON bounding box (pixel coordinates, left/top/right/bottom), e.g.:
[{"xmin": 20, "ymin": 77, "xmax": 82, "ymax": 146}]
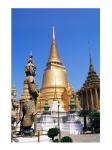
[
  {"xmin": 95, "ymin": 88, "xmax": 99, "ymax": 110},
  {"xmin": 90, "ymin": 89, "xmax": 94, "ymax": 110},
  {"xmin": 86, "ymin": 90, "xmax": 89, "ymax": 110}
]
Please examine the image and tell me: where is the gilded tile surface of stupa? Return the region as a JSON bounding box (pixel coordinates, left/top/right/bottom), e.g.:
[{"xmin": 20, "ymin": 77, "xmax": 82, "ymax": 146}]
[{"xmin": 37, "ymin": 27, "xmax": 80, "ymax": 112}]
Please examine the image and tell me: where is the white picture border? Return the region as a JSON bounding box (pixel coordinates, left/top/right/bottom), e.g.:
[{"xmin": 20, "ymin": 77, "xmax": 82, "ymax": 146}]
[{"xmin": 0, "ymin": 0, "xmax": 112, "ymax": 149}]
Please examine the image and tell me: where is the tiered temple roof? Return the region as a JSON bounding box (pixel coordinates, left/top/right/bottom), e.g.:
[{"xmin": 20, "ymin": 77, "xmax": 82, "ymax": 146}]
[
  {"xmin": 80, "ymin": 55, "xmax": 100, "ymax": 90},
  {"xmin": 77, "ymin": 55, "xmax": 100, "ymax": 111}
]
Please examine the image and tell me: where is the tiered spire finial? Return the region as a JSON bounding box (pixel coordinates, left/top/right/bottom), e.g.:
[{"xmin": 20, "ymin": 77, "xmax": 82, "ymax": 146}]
[
  {"xmin": 53, "ymin": 25, "xmax": 55, "ymax": 40},
  {"xmin": 89, "ymin": 53, "xmax": 95, "ymax": 72},
  {"xmin": 47, "ymin": 26, "xmax": 61, "ymax": 64},
  {"xmin": 88, "ymin": 41, "xmax": 92, "ymax": 65},
  {"xmin": 88, "ymin": 41, "xmax": 95, "ymax": 73},
  {"xmin": 89, "ymin": 53, "xmax": 92, "ymax": 65}
]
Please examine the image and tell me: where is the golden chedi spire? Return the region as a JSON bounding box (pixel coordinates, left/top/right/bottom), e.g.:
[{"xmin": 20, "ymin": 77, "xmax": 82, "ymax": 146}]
[
  {"xmin": 37, "ymin": 27, "xmax": 80, "ymax": 112},
  {"xmin": 37, "ymin": 27, "xmax": 68, "ymax": 112},
  {"xmin": 47, "ymin": 26, "xmax": 61, "ymax": 64},
  {"xmin": 41, "ymin": 26, "xmax": 67, "ymax": 90}
]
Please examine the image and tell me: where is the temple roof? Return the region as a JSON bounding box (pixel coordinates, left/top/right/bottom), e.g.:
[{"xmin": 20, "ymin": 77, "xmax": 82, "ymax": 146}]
[
  {"xmin": 79, "ymin": 55, "xmax": 100, "ymax": 90},
  {"xmin": 47, "ymin": 26, "xmax": 62, "ymax": 65}
]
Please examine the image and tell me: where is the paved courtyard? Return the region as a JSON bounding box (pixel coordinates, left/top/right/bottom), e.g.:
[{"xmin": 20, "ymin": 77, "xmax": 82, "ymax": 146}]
[
  {"xmin": 13, "ymin": 133, "xmax": 100, "ymax": 143},
  {"xmin": 13, "ymin": 135, "xmax": 50, "ymax": 143},
  {"xmin": 61, "ymin": 132, "xmax": 100, "ymax": 142}
]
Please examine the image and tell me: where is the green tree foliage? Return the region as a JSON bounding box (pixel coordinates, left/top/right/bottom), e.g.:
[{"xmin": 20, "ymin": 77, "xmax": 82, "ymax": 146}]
[
  {"xmin": 61, "ymin": 136, "xmax": 73, "ymax": 142},
  {"xmin": 89, "ymin": 110, "xmax": 100, "ymax": 133},
  {"xmin": 79, "ymin": 110, "xmax": 90, "ymax": 131},
  {"xmin": 47, "ymin": 128, "xmax": 60, "ymax": 141}
]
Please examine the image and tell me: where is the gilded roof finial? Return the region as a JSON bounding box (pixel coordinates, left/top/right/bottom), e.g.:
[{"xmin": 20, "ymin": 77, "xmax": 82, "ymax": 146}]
[
  {"xmin": 88, "ymin": 42, "xmax": 95, "ymax": 73},
  {"xmin": 89, "ymin": 52, "xmax": 92, "ymax": 66},
  {"xmin": 88, "ymin": 41, "xmax": 92, "ymax": 66},
  {"xmin": 89, "ymin": 53, "xmax": 95, "ymax": 72},
  {"xmin": 53, "ymin": 25, "xmax": 55, "ymax": 40},
  {"xmin": 47, "ymin": 26, "xmax": 61, "ymax": 64}
]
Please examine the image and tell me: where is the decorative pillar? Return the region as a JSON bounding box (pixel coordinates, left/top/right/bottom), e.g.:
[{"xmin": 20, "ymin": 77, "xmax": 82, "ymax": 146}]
[
  {"xmin": 90, "ymin": 89, "xmax": 94, "ymax": 110},
  {"xmin": 86, "ymin": 90, "xmax": 89, "ymax": 110},
  {"xmin": 95, "ymin": 88, "xmax": 99, "ymax": 110}
]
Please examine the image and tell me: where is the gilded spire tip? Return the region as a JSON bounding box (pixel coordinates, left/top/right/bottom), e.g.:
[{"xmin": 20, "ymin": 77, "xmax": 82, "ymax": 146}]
[
  {"xmin": 53, "ymin": 25, "xmax": 55, "ymax": 40},
  {"xmin": 89, "ymin": 53, "xmax": 95, "ymax": 72},
  {"xmin": 88, "ymin": 41, "xmax": 92, "ymax": 65},
  {"xmin": 89, "ymin": 53, "xmax": 92, "ymax": 65},
  {"xmin": 47, "ymin": 26, "xmax": 61, "ymax": 64}
]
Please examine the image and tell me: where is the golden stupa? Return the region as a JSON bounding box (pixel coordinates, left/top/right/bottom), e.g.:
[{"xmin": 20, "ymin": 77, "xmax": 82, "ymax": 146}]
[{"xmin": 37, "ymin": 27, "xmax": 80, "ymax": 112}]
